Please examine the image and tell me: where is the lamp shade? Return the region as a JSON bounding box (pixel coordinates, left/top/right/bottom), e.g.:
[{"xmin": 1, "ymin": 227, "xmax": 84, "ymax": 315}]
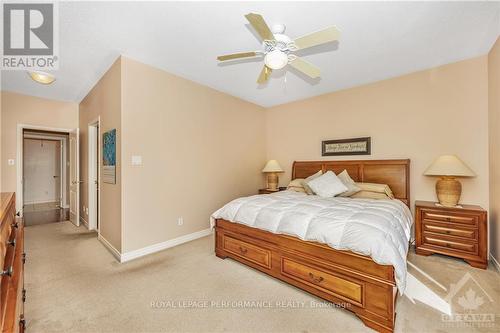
[
  {"xmin": 262, "ymin": 160, "xmax": 284, "ymax": 173},
  {"xmin": 423, "ymin": 155, "xmax": 476, "ymax": 177}
]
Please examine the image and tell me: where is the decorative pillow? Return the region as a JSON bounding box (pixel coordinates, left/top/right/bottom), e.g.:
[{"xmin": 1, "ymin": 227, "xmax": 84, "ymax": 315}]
[
  {"xmin": 307, "ymin": 171, "xmax": 348, "ymax": 198},
  {"xmin": 350, "ymin": 191, "xmax": 393, "ymax": 200},
  {"xmin": 302, "ymin": 170, "xmax": 323, "ymax": 195},
  {"xmin": 336, "ymin": 170, "xmax": 361, "ymax": 197},
  {"xmin": 287, "ymin": 178, "xmax": 306, "ymax": 193},
  {"xmin": 355, "ymin": 182, "xmax": 395, "ymax": 199}
]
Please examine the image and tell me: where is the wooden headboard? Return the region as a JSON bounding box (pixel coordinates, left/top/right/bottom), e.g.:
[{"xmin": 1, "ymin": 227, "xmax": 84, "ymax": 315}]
[{"xmin": 292, "ymin": 159, "xmax": 411, "ymax": 206}]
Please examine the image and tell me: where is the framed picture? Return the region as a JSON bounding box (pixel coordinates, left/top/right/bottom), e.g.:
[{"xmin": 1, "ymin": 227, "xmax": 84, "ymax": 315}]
[
  {"xmin": 102, "ymin": 129, "xmax": 116, "ymax": 184},
  {"xmin": 322, "ymin": 137, "xmax": 371, "ymax": 156}
]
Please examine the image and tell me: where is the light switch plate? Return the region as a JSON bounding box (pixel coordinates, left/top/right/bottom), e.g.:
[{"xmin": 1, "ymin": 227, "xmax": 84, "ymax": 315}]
[
  {"xmin": 131, "ymin": 155, "xmax": 142, "ymax": 166},
  {"xmin": 8, "ymin": 159, "xmax": 15, "ymax": 166}
]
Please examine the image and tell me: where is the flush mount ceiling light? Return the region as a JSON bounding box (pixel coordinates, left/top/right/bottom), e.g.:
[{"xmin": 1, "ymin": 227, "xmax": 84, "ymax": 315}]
[
  {"xmin": 217, "ymin": 13, "xmax": 340, "ymax": 84},
  {"xmin": 28, "ymin": 71, "xmax": 56, "ymax": 85}
]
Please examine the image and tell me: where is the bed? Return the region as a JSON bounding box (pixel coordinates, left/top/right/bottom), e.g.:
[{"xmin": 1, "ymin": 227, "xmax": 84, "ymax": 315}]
[{"xmin": 213, "ymin": 159, "xmax": 411, "ymax": 333}]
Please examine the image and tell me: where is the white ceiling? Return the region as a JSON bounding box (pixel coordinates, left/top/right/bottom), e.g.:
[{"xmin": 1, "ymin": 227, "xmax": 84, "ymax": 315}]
[{"xmin": 1, "ymin": 1, "xmax": 499, "ymax": 107}]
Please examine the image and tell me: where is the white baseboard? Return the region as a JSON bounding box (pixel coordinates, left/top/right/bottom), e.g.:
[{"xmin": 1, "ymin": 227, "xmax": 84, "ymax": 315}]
[
  {"xmin": 490, "ymin": 253, "xmax": 500, "ymax": 272},
  {"xmin": 24, "ymin": 199, "xmax": 59, "ymax": 205},
  {"xmin": 120, "ymin": 228, "xmax": 213, "ymax": 263},
  {"xmin": 98, "ymin": 234, "xmax": 121, "ymax": 262},
  {"xmin": 80, "ymin": 216, "xmax": 88, "ymax": 228}
]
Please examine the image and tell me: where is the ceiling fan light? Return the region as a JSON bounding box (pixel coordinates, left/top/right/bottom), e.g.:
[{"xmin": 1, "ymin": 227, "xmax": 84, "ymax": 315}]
[
  {"xmin": 28, "ymin": 71, "xmax": 56, "ymax": 85},
  {"xmin": 264, "ymin": 50, "xmax": 288, "ymax": 70}
]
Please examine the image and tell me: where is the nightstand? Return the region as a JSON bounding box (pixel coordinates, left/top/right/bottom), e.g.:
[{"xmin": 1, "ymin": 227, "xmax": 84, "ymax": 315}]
[
  {"xmin": 415, "ymin": 200, "xmax": 487, "ymax": 269},
  {"xmin": 258, "ymin": 188, "xmax": 285, "ymax": 194}
]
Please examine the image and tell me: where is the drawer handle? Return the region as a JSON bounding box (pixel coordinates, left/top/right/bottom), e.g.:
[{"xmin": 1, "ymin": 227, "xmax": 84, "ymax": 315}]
[
  {"xmin": 1, "ymin": 266, "xmax": 13, "ymax": 277},
  {"xmin": 308, "ymin": 272, "xmax": 324, "ymax": 284},
  {"xmin": 239, "ymin": 246, "xmax": 248, "ymax": 254},
  {"xmin": 7, "ymin": 239, "xmax": 15, "ymax": 247}
]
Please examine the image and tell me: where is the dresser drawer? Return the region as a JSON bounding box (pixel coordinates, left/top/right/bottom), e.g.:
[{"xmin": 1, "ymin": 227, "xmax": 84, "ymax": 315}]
[
  {"xmin": 223, "ymin": 236, "xmax": 271, "ymax": 269},
  {"xmin": 422, "ymin": 211, "xmax": 478, "ymax": 226},
  {"xmin": 281, "ymin": 257, "xmax": 363, "ymax": 306},
  {"xmin": 423, "ymin": 221, "xmax": 477, "ymax": 241},
  {"xmin": 423, "ymin": 233, "xmax": 478, "ymax": 254}
]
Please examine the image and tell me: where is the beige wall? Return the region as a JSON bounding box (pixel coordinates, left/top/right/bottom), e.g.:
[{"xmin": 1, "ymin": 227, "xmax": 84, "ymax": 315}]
[
  {"xmin": 120, "ymin": 57, "xmax": 266, "ymax": 252},
  {"xmin": 266, "ymin": 56, "xmax": 489, "ymax": 211},
  {"xmin": 488, "ymin": 38, "xmax": 500, "ymax": 263},
  {"xmin": 3, "ymin": 53, "xmax": 493, "ymax": 260},
  {"xmin": 79, "ymin": 57, "xmax": 123, "ymax": 252},
  {"xmin": 1, "ymin": 91, "xmax": 78, "ymax": 195}
]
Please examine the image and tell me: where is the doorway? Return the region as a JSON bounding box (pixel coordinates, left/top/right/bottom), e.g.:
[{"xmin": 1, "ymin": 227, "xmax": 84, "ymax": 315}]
[
  {"xmin": 88, "ymin": 119, "xmax": 100, "ymax": 231},
  {"xmin": 17, "ymin": 124, "xmax": 80, "ymax": 227},
  {"xmin": 22, "ymin": 130, "xmax": 69, "ymax": 226}
]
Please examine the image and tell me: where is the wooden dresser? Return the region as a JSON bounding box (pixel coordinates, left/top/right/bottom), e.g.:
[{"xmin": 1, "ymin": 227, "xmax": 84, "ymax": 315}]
[
  {"xmin": 0, "ymin": 193, "xmax": 25, "ymax": 333},
  {"xmin": 415, "ymin": 200, "xmax": 487, "ymax": 269}
]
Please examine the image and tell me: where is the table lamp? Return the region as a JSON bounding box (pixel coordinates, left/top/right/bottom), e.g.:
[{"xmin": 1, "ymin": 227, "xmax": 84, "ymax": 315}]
[
  {"xmin": 262, "ymin": 160, "xmax": 284, "ymax": 191},
  {"xmin": 423, "ymin": 155, "xmax": 476, "ymax": 207}
]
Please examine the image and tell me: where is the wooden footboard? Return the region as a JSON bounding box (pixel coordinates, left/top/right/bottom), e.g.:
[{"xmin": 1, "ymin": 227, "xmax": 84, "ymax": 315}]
[{"xmin": 215, "ymin": 219, "xmax": 398, "ymax": 333}]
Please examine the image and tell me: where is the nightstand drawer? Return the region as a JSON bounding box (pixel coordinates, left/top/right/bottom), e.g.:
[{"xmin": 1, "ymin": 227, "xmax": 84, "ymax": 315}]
[
  {"xmin": 422, "ymin": 221, "xmax": 477, "ymax": 241},
  {"xmin": 422, "ymin": 211, "xmax": 478, "ymax": 226},
  {"xmin": 423, "ymin": 233, "xmax": 478, "ymax": 254}
]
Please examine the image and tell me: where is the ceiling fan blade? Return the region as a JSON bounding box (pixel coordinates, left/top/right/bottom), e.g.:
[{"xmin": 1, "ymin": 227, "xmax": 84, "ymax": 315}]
[
  {"xmin": 293, "ymin": 26, "xmax": 340, "ymax": 50},
  {"xmin": 257, "ymin": 65, "xmax": 272, "ymax": 84},
  {"xmin": 289, "ymin": 57, "xmax": 320, "ymax": 79},
  {"xmin": 217, "ymin": 52, "xmax": 258, "ymax": 61},
  {"xmin": 245, "ymin": 13, "xmax": 275, "ymax": 41}
]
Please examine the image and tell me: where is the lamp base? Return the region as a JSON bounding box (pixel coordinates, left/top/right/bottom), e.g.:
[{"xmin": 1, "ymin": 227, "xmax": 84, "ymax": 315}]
[
  {"xmin": 266, "ymin": 173, "xmax": 279, "ymax": 191},
  {"xmin": 436, "ymin": 177, "xmax": 462, "ymax": 207}
]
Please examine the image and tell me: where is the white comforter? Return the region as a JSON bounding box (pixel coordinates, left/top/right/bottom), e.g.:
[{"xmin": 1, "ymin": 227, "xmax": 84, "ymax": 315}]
[{"xmin": 211, "ymin": 190, "xmax": 413, "ymax": 292}]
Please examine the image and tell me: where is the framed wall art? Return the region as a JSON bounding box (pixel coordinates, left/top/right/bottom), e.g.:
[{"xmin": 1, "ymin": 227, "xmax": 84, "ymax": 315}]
[
  {"xmin": 321, "ymin": 137, "xmax": 371, "ymax": 156},
  {"xmin": 103, "ymin": 129, "xmax": 116, "ymax": 184}
]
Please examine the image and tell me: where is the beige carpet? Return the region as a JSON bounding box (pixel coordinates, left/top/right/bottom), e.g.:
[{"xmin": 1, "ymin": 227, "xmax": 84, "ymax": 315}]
[{"xmin": 25, "ymin": 221, "xmax": 499, "ymax": 333}]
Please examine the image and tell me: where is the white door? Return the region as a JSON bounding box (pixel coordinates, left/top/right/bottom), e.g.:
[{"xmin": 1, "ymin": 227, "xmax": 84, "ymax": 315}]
[
  {"xmin": 69, "ymin": 129, "xmax": 80, "ymax": 226},
  {"xmin": 88, "ymin": 123, "xmax": 99, "ymax": 230}
]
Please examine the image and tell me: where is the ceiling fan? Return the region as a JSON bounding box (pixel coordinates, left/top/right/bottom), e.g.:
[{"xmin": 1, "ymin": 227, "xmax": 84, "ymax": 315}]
[{"xmin": 217, "ymin": 13, "xmax": 340, "ymax": 84}]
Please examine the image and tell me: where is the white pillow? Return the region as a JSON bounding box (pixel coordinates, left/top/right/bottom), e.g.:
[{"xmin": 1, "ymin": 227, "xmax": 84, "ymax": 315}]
[
  {"xmin": 337, "ymin": 170, "xmax": 361, "ymax": 197},
  {"xmin": 307, "ymin": 171, "xmax": 348, "ymax": 198},
  {"xmin": 302, "ymin": 170, "xmax": 323, "ymax": 195}
]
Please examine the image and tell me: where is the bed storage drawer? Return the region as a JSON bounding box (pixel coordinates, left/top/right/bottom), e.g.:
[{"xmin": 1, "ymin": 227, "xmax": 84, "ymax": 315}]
[
  {"xmin": 222, "ymin": 235, "xmax": 271, "ymax": 269},
  {"xmin": 281, "ymin": 257, "xmax": 363, "ymax": 306}
]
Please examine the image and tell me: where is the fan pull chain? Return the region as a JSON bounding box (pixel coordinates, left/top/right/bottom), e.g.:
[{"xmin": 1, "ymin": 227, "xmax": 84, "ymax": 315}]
[{"xmin": 283, "ymin": 72, "xmax": 287, "ymax": 93}]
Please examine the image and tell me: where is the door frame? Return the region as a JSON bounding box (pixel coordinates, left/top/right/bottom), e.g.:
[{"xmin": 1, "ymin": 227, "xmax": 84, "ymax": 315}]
[
  {"xmin": 88, "ymin": 117, "xmax": 100, "ymax": 231},
  {"xmin": 69, "ymin": 128, "xmax": 80, "ymax": 227},
  {"xmin": 22, "ymin": 133, "xmax": 68, "ymax": 208},
  {"xmin": 16, "ymin": 124, "xmax": 75, "ymax": 215}
]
